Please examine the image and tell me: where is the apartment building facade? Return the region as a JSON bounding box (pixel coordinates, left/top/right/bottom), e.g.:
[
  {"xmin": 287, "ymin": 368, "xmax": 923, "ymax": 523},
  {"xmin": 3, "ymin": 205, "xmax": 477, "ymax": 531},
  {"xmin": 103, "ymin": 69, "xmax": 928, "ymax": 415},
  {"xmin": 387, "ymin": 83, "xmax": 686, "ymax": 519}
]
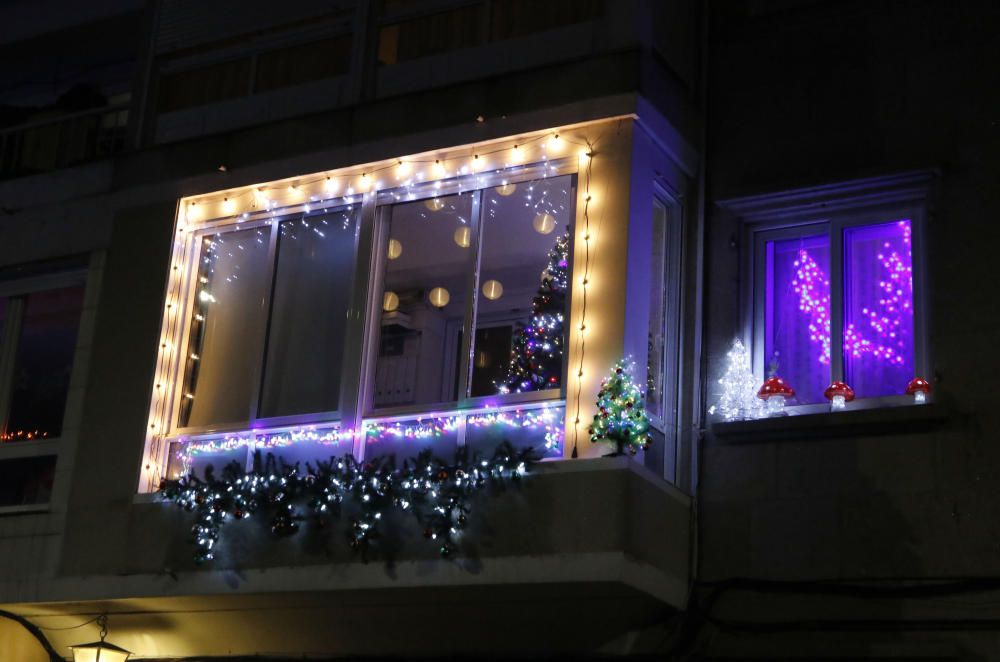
[{"xmin": 0, "ymin": 0, "xmax": 997, "ymax": 659}]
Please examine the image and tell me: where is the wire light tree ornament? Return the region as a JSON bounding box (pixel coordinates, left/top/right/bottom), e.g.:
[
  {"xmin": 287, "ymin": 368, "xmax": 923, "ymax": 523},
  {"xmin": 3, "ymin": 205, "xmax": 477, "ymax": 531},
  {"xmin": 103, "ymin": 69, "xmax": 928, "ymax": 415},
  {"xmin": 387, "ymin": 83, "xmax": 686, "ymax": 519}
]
[
  {"xmin": 709, "ymin": 339, "xmax": 765, "ymax": 421},
  {"xmin": 589, "ymin": 359, "xmax": 652, "ymax": 456}
]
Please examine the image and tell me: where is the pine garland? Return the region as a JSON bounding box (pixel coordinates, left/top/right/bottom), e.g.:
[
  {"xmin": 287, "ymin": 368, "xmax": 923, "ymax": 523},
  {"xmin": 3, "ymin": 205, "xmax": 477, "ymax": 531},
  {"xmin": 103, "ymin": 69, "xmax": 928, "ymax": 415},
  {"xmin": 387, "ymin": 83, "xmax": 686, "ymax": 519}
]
[{"xmin": 160, "ymin": 442, "xmax": 537, "ymax": 564}]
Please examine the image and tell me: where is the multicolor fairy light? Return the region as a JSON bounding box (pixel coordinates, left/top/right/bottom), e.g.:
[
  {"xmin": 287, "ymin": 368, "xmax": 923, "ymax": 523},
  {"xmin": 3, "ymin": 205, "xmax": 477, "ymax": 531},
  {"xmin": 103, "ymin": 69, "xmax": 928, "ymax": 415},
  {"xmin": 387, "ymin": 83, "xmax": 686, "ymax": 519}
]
[{"xmin": 178, "ymin": 405, "xmax": 565, "ymax": 469}]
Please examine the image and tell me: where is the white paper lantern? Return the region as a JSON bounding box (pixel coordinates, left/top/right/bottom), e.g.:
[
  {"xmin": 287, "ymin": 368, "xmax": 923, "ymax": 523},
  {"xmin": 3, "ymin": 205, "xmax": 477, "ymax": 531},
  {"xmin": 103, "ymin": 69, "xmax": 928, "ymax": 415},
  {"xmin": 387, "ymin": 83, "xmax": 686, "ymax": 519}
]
[
  {"xmin": 482, "ymin": 279, "xmax": 504, "ymax": 300},
  {"xmin": 424, "ymin": 198, "xmax": 445, "ymax": 212},
  {"xmin": 383, "ymin": 291, "xmax": 399, "ymax": 312},
  {"xmin": 453, "ymin": 226, "xmax": 471, "ymax": 248},
  {"xmin": 387, "ymin": 238, "xmax": 403, "ymax": 260},
  {"xmin": 532, "ymin": 212, "xmax": 556, "ymax": 235},
  {"xmin": 429, "ymin": 287, "xmax": 450, "ymax": 308},
  {"xmin": 495, "ymin": 183, "xmax": 517, "ymax": 197}
]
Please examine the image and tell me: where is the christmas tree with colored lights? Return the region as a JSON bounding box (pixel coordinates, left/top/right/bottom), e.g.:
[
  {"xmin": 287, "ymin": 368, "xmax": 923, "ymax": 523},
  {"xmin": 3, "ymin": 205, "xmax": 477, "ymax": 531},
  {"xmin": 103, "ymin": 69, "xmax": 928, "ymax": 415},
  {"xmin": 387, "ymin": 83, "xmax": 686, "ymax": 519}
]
[
  {"xmin": 589, "ymin": 360, "xmax": 652, "ymax": 456},
  {"xmin": 497, "ymin": 231, "xmax": 569, "ymax": 393}
]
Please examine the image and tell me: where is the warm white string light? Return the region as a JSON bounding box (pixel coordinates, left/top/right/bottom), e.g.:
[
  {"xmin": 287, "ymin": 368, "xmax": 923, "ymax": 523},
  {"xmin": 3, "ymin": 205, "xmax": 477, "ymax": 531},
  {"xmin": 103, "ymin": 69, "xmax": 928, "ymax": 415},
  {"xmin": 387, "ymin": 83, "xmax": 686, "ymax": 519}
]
[{"xmin": 143, "ymin": 124, "xmax": 618, "ymax": 488}]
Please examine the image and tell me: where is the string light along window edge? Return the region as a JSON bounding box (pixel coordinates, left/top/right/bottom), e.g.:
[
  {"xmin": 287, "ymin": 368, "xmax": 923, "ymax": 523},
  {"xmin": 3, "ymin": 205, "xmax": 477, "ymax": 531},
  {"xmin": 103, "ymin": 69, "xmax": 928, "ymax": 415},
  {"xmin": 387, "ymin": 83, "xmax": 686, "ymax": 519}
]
[{"xmin": 140, "ymin": 118, "xmax": 622, "ymax": 492}]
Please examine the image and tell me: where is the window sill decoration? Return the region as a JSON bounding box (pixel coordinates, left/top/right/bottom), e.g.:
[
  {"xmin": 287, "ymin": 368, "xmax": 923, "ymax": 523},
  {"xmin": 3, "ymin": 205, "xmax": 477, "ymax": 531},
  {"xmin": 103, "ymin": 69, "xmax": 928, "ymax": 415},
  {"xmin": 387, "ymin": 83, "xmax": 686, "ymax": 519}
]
[{"xmin": 161, "ymin": 442, "xmax": 536, "ymax": 564}]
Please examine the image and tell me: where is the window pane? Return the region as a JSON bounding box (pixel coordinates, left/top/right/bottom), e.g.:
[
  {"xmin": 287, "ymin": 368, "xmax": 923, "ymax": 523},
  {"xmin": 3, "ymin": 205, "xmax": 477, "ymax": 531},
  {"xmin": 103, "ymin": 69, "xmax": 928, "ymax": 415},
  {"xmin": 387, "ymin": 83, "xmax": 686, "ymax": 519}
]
[
  {"xmin": 0, "ymin": 456, "xmax": 56, "ymax": 506},
  {"xmin": 158, "ymin": 58, "xmax": 252, "ymax": 112},
  {"xmin": 479, "ymin": 175, "xmax": 573, "ymax": 396},
  {"xmin": 844, "ymin": 219, "xmax": 915, "ymax": 397},
  {"xmin": 6, "ymin": 286, "xmax": 84, "ymax": 440},
  {"xmin": 490, "ymin": 0, "xmax": 603, "ymax": 41},
  {"xmin": 374, "ymin": 193, "xmax": 475, "ymax": 408},
  {"xmin": 254, "ymin": 36, "xmax": 353, "ymax": 92},
  {"xmin": 464, "ymin": 405, "xmax": 564, "ymax": 458},
  {"xmin": 765, "ymin": 234, "xmax": 831, "ymax": 404},
  {"xmin": 647, "ymin": 199, "xmax": 668, "ymax": 419},
  {"xmin": 259, "ymin": 209, "xmax": 357, "ymax": 418},
  {"xmin": 180, "ymin": 228, "xmax": 271, "ymax": 428},
  {"xmin": 377, "ymin": 5, "xmax": 481, "ymax": 65},
  {"xmin": 364, "ymin": 416, "xmax": 459, "ymax": 462}
]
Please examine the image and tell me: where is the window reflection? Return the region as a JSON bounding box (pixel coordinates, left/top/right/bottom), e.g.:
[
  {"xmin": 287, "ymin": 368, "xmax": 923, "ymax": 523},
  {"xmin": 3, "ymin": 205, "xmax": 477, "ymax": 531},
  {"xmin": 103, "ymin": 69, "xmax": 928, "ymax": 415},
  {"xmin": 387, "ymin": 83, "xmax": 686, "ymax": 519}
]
[
  {"xmin": 180, "ymin": 227, "xmax": 270, "ymax": 427},
  {"xmin": 6, "ymin": 286, "xmax": 84, "ymax": 440},
  {"xmin": 259, "ymin": 210, "xmax": 357, "ymax": 418},
  {"xmin": 480, "ymin": 175, "xmax": 573, "ymax": 396},
  {"xmin": 374, "ymin": 193, "xmax": 475, "ymax": 408}
]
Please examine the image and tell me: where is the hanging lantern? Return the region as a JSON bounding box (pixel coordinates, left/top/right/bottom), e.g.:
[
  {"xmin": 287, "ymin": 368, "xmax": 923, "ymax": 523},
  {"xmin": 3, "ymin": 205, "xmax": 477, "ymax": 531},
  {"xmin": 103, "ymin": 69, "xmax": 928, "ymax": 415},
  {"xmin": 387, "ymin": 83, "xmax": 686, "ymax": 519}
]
[
  {"xmin": 71, "ymin": 615, "xmax": 131, "ymax": 662},
  {"xmin": 424, "ymin": 198, "xmax": 445, "ymax": 212},
  {"xmin": 905, "ymin": 377, "xmax": 931, "ymax": 404},
  {"xmin": 453, "ymin": 226, "xmax": 471, "ymax": 248},
  {"xmin": 428, "ymin": 287, "xmax": 450, "ymax": 308},
  {"xmin": 482, "ymin": 279, "xmax": 504, "ymax": 300},
  {"xmin": 387, "ymin": 238, "xmax": 403, "ymax": 260},
  {"xmin": 532, "ymin": 212, "xmax": 556, "ymax": 235},
  {"xmin": 382, "ymin": 291, "xmax": 399, "ymax": 312},
  {"xmin": 495, "ymin": 183, "xmax": 517, "ymax": 196},
  {"xmin": 824, "ymin": 381, "xmax": 855, "ymax": 411}
]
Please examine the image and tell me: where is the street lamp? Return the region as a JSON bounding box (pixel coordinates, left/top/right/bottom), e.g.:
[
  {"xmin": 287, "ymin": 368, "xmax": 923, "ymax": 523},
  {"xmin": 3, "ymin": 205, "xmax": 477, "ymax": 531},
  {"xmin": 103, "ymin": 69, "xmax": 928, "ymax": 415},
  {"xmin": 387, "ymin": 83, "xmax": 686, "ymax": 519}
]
[{"xmin": 70, "ymin": 615, "xmax": 131, "ymax": 662}]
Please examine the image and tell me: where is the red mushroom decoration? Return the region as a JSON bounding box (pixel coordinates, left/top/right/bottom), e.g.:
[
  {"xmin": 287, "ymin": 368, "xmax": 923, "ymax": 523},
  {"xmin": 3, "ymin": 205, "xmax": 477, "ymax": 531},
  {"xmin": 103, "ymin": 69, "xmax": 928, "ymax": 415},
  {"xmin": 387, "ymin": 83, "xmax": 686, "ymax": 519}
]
[
  {"xmin": 824, "ymin": 381, "xmax": 855, "ymax": 410},
  {"xmin": 758, "ymin": 377, "xmax": 795, "ymax": 415},
  {"xmin": 905, "ymin": 377, "xmax": 931, "ymax": 404}
]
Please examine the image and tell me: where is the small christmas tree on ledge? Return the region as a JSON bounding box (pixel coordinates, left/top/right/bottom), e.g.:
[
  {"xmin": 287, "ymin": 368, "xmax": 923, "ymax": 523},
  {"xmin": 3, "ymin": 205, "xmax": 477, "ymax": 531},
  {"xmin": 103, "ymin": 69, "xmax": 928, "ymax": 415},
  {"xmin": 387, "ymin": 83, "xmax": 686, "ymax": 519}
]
[{"xmin": 589, "ymin": 359, "xmax": 651, "ymax": 456}]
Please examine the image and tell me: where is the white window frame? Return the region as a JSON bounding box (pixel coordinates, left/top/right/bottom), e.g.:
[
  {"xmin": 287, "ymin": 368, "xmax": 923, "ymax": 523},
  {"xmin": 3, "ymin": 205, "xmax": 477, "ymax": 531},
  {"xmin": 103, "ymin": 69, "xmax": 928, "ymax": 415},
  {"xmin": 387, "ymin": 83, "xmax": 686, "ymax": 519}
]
[
  {"xmin": 0, "ymin": 260, "xmax": 92, "ymax": 513},
  {"xmin": 645, "ymin": 189, "xmax": 683, "ymax": 480},
  {"xmin": 732, "ymin": 173, "xmax": 933, "ymax": 412},
  {"xmin": 154, "ymin": 156, "xmax": 578, "ymax": 471}
]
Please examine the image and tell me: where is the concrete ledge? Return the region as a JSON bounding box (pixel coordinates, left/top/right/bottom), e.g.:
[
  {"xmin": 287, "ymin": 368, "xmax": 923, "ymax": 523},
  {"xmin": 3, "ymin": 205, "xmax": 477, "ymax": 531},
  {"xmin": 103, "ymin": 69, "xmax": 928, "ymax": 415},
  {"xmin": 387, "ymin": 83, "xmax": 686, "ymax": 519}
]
[{"xmin": 709, "ymin": 403, "xmax": 949, "ymax": 444}]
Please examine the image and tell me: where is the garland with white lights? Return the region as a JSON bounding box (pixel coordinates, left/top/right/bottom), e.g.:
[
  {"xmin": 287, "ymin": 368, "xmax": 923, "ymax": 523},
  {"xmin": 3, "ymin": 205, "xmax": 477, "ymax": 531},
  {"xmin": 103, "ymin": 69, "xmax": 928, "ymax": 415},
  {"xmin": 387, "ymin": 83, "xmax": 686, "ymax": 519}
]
[{"xmin": 160, "ymin": 442, "xmax": 536, "ymax": 564}]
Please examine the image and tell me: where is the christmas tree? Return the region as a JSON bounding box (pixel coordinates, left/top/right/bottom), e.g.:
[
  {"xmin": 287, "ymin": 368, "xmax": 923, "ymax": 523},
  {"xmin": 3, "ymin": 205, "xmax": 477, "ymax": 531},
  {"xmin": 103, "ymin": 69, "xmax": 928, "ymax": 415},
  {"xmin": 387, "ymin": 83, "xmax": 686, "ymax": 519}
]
[
  {"xmin": 709, "ymin": 338, "xmax": 765, "ymax": 421},
  {"xmin": 497, "ymin": 231, "xmax": 569, "ymax": 393},
  {"xmin": 589, "ymin": 359, "xmax": 652, "ymax": 456}
]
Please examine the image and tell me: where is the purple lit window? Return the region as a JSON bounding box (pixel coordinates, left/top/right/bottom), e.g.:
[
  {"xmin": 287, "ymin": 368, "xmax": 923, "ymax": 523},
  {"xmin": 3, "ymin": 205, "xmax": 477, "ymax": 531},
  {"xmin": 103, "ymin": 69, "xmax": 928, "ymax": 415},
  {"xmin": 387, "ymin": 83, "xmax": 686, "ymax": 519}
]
[
  {"xmin": 765, "ymin": 234, "xmax": 831, "ymax": 404},
  {"xmin": 761, "ymin": 218, "xmax": 917, "ymax": 404},
  {"xmin": 843, "ymin": 220, "xmax": 914, "ymax": 397}
]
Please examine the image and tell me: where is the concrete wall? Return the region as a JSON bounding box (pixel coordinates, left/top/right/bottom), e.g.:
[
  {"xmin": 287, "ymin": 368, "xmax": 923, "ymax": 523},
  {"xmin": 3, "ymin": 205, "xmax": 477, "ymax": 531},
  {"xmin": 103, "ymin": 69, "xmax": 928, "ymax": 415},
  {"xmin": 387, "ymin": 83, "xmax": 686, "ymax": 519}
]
[{"xmin": 698, "ymin": 0, "xmax": 1000, "ymax": 657}]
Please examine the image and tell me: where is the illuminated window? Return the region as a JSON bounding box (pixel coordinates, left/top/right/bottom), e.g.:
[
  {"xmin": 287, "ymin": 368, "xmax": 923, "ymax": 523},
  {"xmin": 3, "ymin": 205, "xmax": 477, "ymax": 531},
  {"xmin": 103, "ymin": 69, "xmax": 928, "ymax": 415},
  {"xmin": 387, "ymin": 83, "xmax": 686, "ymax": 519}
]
[
  {"xmin": 753, "ymin": 215, "xmax": 923, "ymax": 405},
  {"xmin": 370, "ymin": 174, "xmax": 574, "ymax": 410},
  {"xmin": 0, "ymin": 266, "xmax": 86, "ymax": 442},
  {"xmin": 178, "ymin": 206, "xmax": 359, "ymax": 430}
]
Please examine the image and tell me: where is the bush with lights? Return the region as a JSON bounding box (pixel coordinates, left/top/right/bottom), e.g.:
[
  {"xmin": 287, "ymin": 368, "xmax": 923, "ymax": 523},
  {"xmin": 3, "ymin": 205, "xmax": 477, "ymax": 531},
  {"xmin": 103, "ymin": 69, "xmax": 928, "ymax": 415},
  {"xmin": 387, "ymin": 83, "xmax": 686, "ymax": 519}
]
[{"xmin": 161, "ymin": 442, "xmax": 536, "ymax": 564}]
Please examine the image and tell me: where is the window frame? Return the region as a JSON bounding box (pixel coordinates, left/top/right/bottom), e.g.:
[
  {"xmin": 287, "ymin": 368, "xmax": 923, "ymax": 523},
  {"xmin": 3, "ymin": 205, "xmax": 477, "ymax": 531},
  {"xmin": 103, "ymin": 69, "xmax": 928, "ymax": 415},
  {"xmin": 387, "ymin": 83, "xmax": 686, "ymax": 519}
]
[
  {"xmin": 158, "ymin": 157, "xmax": 578, "ymax": 452},
  {"xmin": 744, "ymin": 200, "xmax": 930, "ymax": 411},
  {"xmin": 168, "ymin": 201, "xmax": 364, "ymax": 437},
  {"xmin": 361, "ymin": 159, "xmax": 577, "ymax": 420},
  {"xmin": 0, "ymin": 259, "xmax": 93, "ymax": 514},
  {"xmin": 0, "ymin": 268, "xmax": 88, "ymax": 441}
]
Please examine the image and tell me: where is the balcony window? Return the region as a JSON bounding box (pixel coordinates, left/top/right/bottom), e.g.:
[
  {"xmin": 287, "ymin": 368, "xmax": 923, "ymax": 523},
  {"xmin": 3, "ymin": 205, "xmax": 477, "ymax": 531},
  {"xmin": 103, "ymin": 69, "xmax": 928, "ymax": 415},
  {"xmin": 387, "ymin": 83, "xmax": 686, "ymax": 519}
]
[
  {"xmin": 489, "ymin": 0, "xmax": 603, "ymax": 41},
  {"xmin": 179, "ymin": 207, "xmax": 359, "ymax": 430},
  {"xmin": 371, "ymin": 174, "xmax": 573, "ymax": 411},
  {"xmin": 151, "ymin": 150, "xmax": 577, "ymax": 486},
  {"xmin": 377, "ymin": 4, "xmax": 482, "ymax": 65}
]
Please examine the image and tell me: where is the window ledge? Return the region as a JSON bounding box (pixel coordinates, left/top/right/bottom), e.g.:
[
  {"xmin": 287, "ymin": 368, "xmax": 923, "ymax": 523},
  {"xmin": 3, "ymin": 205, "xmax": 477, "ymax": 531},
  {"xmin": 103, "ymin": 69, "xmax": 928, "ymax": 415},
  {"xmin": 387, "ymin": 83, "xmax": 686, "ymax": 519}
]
[{"xmin": 709, "ymin": 402, "xmax": 948, "ymax": 444}]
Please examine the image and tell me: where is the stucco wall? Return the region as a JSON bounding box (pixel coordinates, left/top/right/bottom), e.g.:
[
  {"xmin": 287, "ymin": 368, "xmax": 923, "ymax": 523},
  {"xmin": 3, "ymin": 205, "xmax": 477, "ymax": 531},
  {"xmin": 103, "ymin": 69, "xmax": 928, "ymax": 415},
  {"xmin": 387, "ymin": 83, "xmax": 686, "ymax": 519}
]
[{"xmin": 698, "ymin": 0, "xmax": 1000, "ymax": 656}]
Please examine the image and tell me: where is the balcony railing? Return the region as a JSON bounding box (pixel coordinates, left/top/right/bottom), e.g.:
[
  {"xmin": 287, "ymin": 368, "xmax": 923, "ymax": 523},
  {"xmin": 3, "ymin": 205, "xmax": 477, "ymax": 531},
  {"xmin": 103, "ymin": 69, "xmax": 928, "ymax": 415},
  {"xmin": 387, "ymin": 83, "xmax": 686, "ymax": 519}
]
[{"xmin": 0, "ymin": 104, "xmax": 129, "ymax": 180}]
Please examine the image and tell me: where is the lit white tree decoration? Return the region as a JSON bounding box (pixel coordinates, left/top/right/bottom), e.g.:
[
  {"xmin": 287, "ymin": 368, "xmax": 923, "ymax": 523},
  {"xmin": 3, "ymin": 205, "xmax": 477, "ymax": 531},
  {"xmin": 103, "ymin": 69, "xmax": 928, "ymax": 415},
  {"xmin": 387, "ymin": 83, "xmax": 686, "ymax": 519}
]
[{"xmin": 709, "ymin": 339, "xmax": 765, "ymax": 421}]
